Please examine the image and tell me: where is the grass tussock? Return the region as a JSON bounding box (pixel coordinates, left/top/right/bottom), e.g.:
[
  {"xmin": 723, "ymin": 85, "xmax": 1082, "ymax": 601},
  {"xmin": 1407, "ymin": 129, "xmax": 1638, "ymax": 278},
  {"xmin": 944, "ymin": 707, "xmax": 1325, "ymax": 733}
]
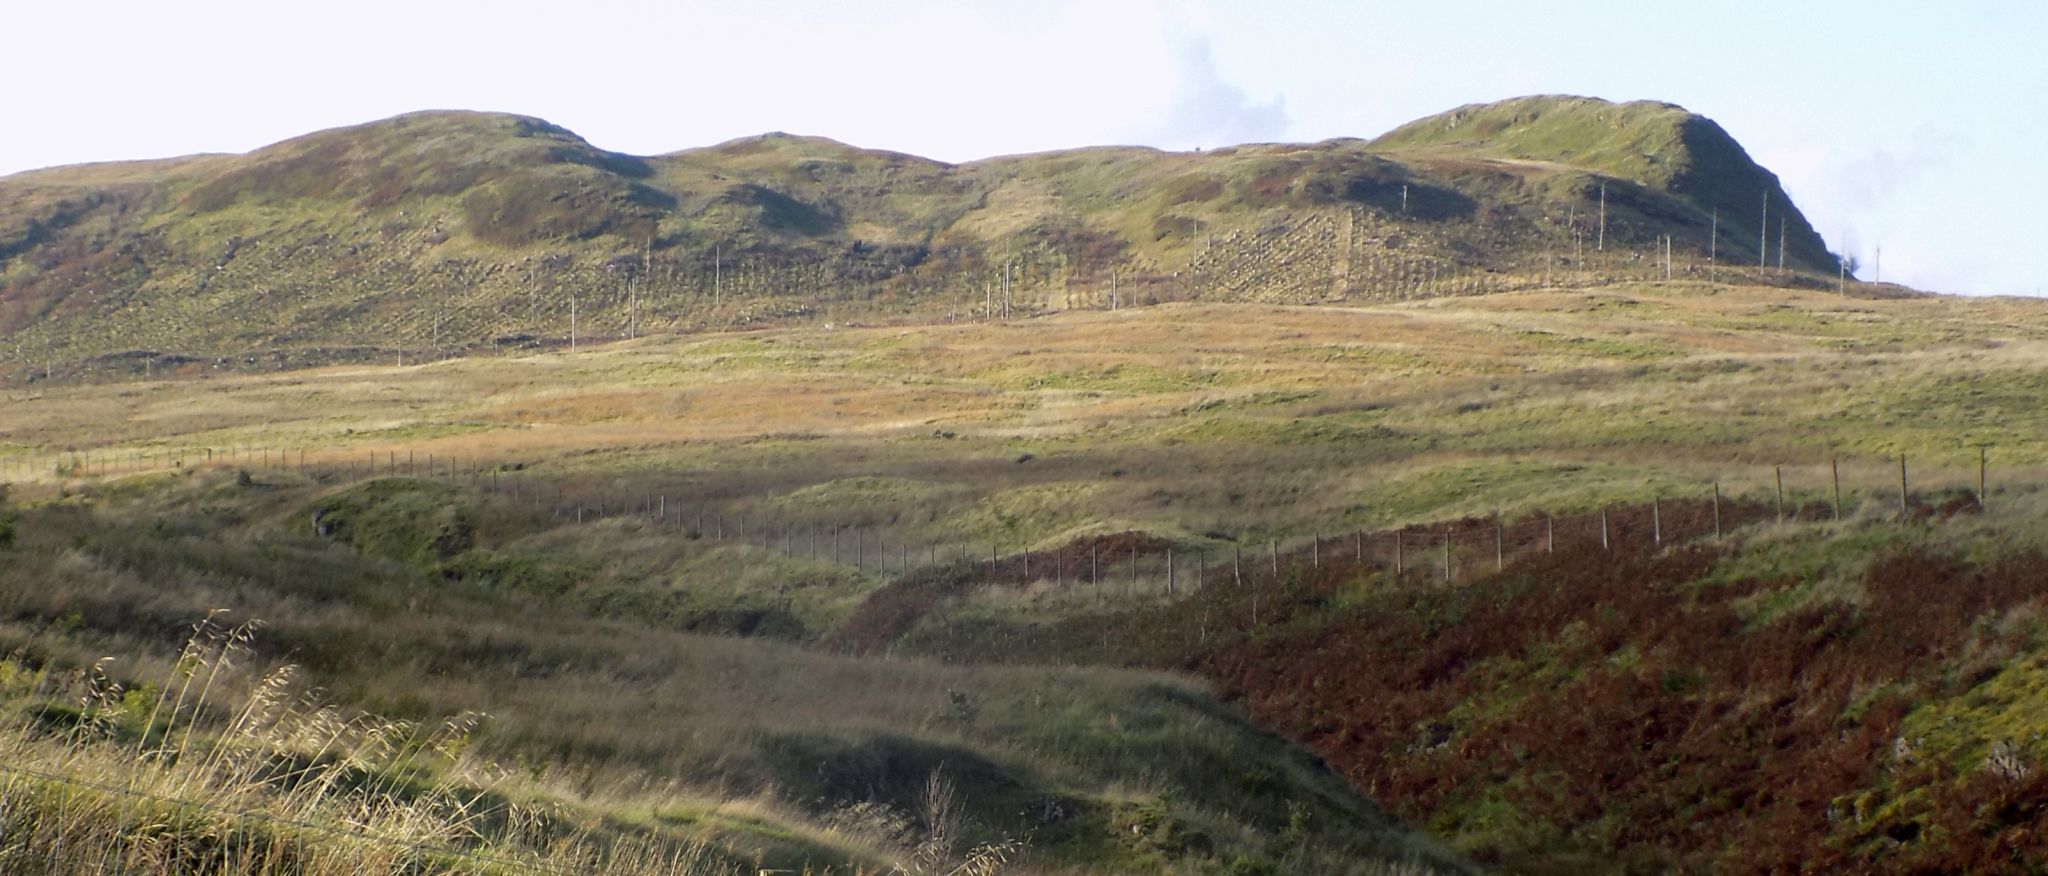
[{"xmin": 0, "ymin": 614, "xmax": 743, "ymax": 876}]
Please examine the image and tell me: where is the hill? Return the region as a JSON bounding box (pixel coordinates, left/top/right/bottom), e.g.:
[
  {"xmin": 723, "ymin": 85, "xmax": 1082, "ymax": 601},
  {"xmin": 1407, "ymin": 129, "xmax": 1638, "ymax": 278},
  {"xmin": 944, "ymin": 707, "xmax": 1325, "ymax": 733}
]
[
  {"xmin": 1371, "ymin": 95, "xmax": 1833, "ymax": 268},
  {"xmin": 0, "ymin": 96, "xmax": 1846, "ymax": 380}
]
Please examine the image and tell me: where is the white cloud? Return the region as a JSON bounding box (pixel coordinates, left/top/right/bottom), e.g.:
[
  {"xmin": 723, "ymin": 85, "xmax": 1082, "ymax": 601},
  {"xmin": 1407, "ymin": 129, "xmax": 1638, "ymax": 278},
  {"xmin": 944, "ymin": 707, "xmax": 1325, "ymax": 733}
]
[{"xmin": 1143, "ymin": 32, "xmax": 1292, "ymax": 148}]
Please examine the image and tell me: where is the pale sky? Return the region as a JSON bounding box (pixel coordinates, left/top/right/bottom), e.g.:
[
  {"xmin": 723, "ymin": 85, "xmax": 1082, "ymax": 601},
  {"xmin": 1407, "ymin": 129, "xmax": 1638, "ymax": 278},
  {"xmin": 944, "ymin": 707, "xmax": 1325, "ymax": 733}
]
[{"xmin": 5, "ymin": 0, "xmax": 2041, "ymax": 296}]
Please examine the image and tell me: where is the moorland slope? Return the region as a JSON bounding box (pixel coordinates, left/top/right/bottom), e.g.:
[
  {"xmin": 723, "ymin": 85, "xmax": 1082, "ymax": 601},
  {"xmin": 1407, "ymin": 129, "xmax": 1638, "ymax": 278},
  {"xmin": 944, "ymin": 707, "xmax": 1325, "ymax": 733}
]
[
  {"xmin": 6, "ymin": 281, "xmax": 2048, "ymax": 872},
  {"xmin": 1, "ymin": 96, "xmax": 1841, "ymax": 379}
]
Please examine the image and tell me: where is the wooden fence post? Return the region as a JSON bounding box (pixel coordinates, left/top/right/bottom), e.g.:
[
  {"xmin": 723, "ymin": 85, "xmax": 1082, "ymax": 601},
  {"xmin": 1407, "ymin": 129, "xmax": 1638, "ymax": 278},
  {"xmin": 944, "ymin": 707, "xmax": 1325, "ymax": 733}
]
[
  {"xmin": 1652, "ymin": 497, "xmax": 1662, "ymax": 547},
  {"xmin": 1832, "ymin": 457, "xmax": 1843, "ymax": 520},
  {"xmin": 1600, "ymin": 507, "xmax": 1610, "ymax": 551},
  {"xmin": 1312, "ymin": 532, "xmax": 1320, "ymax": 569},
  {"xmin": 1441, "ymin": 531, "xmax": 1451, "ymax": 582},
  {"xmin": 1712, "ymin": 483, "xmax": 1722, "ymax": 538},
  {"xmin": 1395, "ymin": 531, "xmax": 1404, "ymax": 575},
  {"xmin": 1167, "ymin": 549, "xmax": 1175, "ymax": 595},
  {"xmin": 1899, "ymin": 454, "xmax": 1909, "ymax": 518},
  {"xmin": 1546, "ymin": 515, "xmax": 1555, "ymax": 553},
  {"xmin": 1775, "ymin": 465, "xmax": 1785, "ymax": 524},
  {"xmin": 1980, "ymin": 446, "xmax": 1989, "ymax": 510}
]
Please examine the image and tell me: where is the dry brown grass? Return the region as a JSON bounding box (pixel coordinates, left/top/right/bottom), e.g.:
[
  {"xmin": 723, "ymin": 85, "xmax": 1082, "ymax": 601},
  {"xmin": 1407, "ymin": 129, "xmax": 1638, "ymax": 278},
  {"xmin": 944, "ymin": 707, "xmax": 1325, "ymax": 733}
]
[
  {"xmin": 0, "ymin": 614, "xmax": 747, "ymax": 876},
  {"xmin": 6, "ymin": 281, "xmax": 2045, "ymax": 556}
]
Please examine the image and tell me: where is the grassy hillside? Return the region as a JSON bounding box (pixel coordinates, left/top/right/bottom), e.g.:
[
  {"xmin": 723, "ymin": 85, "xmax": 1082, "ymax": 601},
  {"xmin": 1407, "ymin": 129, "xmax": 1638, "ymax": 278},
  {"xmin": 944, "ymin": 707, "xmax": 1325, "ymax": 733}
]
[
  {"xmin": 5, "ymin": 282, "xmax": 2039, "ymax": 554},
  {"xmin": 853, "ymin": 491, "xmax": 2048, "ymax": 873},
  {"xmin": 0, "ymin": 475, "xmax": 1466, "ymax": 875},
  {"xmin": 6, "ymin": 278, "xmax": 2045, "ymax": 872},
  {"xmin": 1371, "ymin": 96, "xmax": 1832, "ymax": 271},
  {"xmin": 0, "ymin": 96, "xmax": 1844, "ymax": 379}
]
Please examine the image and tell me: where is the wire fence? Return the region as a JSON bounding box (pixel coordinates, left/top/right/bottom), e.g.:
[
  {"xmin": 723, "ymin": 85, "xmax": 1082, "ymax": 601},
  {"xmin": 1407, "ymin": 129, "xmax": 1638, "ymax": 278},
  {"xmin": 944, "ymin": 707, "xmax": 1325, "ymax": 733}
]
[{"xmin": 0, "ymin": 442, "xmax": 2008, "ymax": 601}]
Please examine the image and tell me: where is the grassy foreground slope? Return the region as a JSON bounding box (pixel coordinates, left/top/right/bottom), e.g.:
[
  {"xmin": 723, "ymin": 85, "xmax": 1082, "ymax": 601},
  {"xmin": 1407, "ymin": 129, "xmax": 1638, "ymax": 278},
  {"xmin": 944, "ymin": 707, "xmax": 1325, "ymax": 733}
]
[
  {"xmin": 5, "ymin": 280, "xmax": 2048, "ymax": 872},
  {"xmin": 0, "ymin": 475, "xmax": 1467, "ymax": 875}
]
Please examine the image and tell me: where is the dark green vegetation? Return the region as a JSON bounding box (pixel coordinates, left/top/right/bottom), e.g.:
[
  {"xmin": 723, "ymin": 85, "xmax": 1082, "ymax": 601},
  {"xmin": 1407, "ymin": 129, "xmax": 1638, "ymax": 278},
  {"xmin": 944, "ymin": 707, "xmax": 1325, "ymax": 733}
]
[{"xmin": 0, "ymin": 96, "xmax": 1845, "ymax": 379}]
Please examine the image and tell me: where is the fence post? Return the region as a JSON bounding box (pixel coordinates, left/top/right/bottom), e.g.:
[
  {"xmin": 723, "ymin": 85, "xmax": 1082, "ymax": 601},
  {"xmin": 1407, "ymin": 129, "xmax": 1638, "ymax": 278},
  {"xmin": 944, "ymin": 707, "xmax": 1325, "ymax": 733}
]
[
  {"xmin": 1395, "ymin": 531, "xmax": 1404, "ymax": 575},
  {"xmin": 1775, "ymin": 466, "xmax": 1785, "ymax": 524},
  {"xmin": 1600, "ymin": 507, "xmax": 1610, "ymax": 551},
  {"xmin": 1712, "ymin": 482, "xmax": 1723, "ymax": 538},
  {"xmin": 1546, "ymin": 515, "xmax": 1555, "ymax": 553},
  {"xmin": 1167, "ymin": 548, "xmax": 1175, "ymax": 595},
  {"xmin": 1233, "ymin": 544, "xmax": 1241, "ymax": 586},
  {"xmin": 1356, "ymin": 529, "xmax": 1364, "ymax": 562},
  {"xmin": 1312, "ymin": 532, "xmax": 1320, "ymax": 569},
  {"xmin": 1652, "ymin": 498, "xmax": 1662, "ymax": 547},
  {"xmin": 1094, "ymin": 542, "xmax": 1101, "ymax": 590},
  {"xmin": 1980, "ymin": 446, "xmax": 1989, "ymax": 510},
  {"xmin": 1270, "ymin": 542, "xmax": 1279, "ymax": 577},
  {"xmin": 1899, "ymin": 454, "xmax": 1909, "ymax": 518},
  {"xmin": 1441, "ymin": 531, "xmax": 1451, "ymax": 582},
  {"xmin": 1832, "ymin": 457, "xmax": 1843, "ymax": 520}
]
